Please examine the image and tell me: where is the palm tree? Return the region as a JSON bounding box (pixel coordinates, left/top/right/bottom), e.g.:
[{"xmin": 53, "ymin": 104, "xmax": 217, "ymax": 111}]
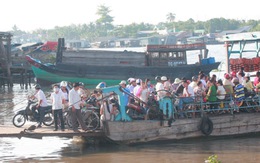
[{"xmin": 166, "ymin": 12, "xmax": 176, "ymax": 23}]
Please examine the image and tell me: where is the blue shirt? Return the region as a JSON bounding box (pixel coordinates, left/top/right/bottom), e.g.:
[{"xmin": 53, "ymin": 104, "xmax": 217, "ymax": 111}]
[{"xmin": 234, "ymin": 84, "xmax": 245, "ymax": 102}]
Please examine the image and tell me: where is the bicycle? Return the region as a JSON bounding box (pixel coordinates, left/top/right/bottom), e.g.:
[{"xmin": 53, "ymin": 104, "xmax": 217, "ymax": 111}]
[{"xmin": 65, "ymin": 106, "xmax": 100, "ymax": 131}]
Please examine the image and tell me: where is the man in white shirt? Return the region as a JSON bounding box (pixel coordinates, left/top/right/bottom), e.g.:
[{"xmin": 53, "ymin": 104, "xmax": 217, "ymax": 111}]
[
  {"xmin": 155, "ymin": 77, "xmax": 165, "ymax": 101},
  {"xmin": 32, "ymin": 84, "xmax": 48, "ymax": 128},
  {"xmin": 69, "ymin": 82, "xmax": 87, "ymax": 132},
  {"xmin": 199, "ymin": 74, "xmax": 207, "ymax": 90},
  {"xmin": 189, "ymin": 76, "xmax": 198, "ymax": 89},
  {"xmin": 50, "ymin": 84, "xmax": 65, "ymax": 131}
]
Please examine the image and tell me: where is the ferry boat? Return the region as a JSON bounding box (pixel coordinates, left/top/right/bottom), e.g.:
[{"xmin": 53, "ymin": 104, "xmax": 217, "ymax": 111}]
[
  {"xmin": 26, "ymin": 40, "xmax": 219, "ymax": 86},
  {"xmin": 97, "ymin": 31, "xmax": 260, "ymax": 144}
]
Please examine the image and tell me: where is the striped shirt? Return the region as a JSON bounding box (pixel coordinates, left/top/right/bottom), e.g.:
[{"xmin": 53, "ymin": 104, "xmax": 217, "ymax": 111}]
[{"xmin": 234, "ymin": 84, "xmax": 245, "ymax": 102}]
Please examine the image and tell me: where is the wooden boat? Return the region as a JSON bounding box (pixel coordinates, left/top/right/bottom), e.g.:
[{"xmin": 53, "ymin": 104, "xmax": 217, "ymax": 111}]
[
  {"xmin": 26, "ymin": 40, "xmax": 220, "ymax": 86},
  {"xmin": 85, "ymin": 70, "xmax": 260, "ymax": 145},
  {"xmin": 93, "ymin": 32, "xmax": 260, "ymax": 144}
]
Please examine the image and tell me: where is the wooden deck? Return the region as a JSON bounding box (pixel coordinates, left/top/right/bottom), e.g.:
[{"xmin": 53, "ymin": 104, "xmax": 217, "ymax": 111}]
[{"xmin": 0, "ymin": 124, "xmax": 105, "ymax": 139}]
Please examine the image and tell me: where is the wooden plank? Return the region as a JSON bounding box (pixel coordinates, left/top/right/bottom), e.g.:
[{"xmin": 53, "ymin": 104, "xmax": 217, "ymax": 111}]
[{"xmin": 0, "ymin": 125, "xmax": 105, "ymax": 139}]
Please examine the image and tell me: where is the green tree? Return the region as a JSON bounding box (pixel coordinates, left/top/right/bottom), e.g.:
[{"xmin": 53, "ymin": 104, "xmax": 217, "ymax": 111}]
[
  {"xmin": 95, "ymin": 4, "xmax": 114, "ymax": 37},
  {"xmin": 166, "ymin": 12, "xmax": 176, "ymax": 23},
  {"xmin": 11, "ymin": 25, "xmax": 26, "ymax": 36},
  {"xmin": 96, "ymin": 5, "xmax": 114, "ymax": 25}
]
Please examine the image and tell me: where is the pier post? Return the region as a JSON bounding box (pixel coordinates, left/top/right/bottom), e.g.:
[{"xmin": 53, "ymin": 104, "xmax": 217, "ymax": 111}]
[{"xmin": 0, "ymin": 32, "xmax": 13, "ymax": 87}]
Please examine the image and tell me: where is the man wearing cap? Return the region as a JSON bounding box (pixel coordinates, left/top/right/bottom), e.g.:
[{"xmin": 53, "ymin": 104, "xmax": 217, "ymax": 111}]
[
  {"xmin": 69, "ymin": 82, "xmax": 87, "ymax": 132},
  {"xmin": 162, "ymin": 76, "xmax": 172, "ymax": 92},
  {"xmin": 127, "ymin": 78, "xmax": 136, "ymax": 94}
]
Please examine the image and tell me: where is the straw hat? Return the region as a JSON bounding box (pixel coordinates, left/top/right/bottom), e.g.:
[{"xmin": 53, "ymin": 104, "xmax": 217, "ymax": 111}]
[
  {"xmin": 119, "ymin": 80, "xmax": 126, "ymax": 85},
  {"xmin": 174, "ymin": 78, "xmax": 181, "ymax": 84},
  {"xmin": 161, "ymin": 76, "xmax": 167, "ymax": 81}
]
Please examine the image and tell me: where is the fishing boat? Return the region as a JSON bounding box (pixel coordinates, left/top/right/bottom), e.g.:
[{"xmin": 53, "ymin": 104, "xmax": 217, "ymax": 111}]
[{"xmin": 26, "ymin": 40, "xmax": 219, "ymax": 86}]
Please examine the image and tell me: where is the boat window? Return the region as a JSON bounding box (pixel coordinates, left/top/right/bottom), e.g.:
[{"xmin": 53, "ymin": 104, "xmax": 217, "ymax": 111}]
[
  {"xmin": 169, "ymin": 52, "xmax": 178, "ymax": 58},
  {"xmin": 160, "ymin": 52, "xmax": 168, "ymax": 58},
  {"xmin": 151, "ymin": 52, "xmax": 159, "ymax": 58},
  {"xmin": 178, "ymin": 52, "xmax": 184, "ymax": 58}
]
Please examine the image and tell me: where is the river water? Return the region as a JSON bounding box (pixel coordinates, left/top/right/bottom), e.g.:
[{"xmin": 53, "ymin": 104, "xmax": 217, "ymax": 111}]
[{"xmin": 1, "ymin": 45, "xmax": 260, "ymax": 163}]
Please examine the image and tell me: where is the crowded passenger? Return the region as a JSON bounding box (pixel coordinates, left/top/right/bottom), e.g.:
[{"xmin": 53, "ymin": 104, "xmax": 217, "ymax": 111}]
[
  {"xmin": 237, "ymin": 70, "xmax": 245, "ymax": 84},
  {"xmin": 133, "ymin": 79, "xmax": 141, "ymax": 96},
  {"xmin": 69, "ymin": 82, "xmax": 88, "ymax": 132},
  {"xmin": 136, "ymin": 80, "xmax": 149, "ymax": 104},
  {"xmin": 60, "ymin": 81, "xmax": 69, "ymax": 110},
  {"xmin": 177, "ymin": 80, "xmax": 195, "ymax": 117},
  {"xmin": 223, "ymin": 73, "xmax": 234, "ymax": 96},
  {"xmin": 194, "ymin": 81, "xmax": 206, "ymax": 102},
  {"xmin": 162, "ymin": 76, "xmax": 172, "ymax": 92},
  {"xmin": 199, "ymin": 73, "xmax": 207, "ymax": 90},
  {"xmin": 145, "ymin": 78, "xmax": 154, "ymax": 93},
  {"xmin": 50, "ymin": 84, "xmax": 65, "ymax": 131},
  {"xmin": 172, "ymin": 78, "xmax": 181, "ymax": 93},
  {"xmin": 175, "ymin": 77, "xmax": 186, "ymax": 96},
  {"xmin": 254, "ymin": 71, "xmax": 260, "ymax": 86},
  {"xmin": 216, "ymin": 79, "xmax": 226, "ymax": 101},
  {"xmin": 243, "ymin": 73, "xmax": 254, "ymax": 94},
  {"xmin": 189, "ymin": 76, "xmax": 198, "ymax": 89},
  {"xmin": 127, "ymin": 78, "xmax": 136, "ymax": 94},
  {"xmin": 233, "ymin": 78, "xmax": 245, "ymax": 110},
  {"xmin": 206, "ymin": 78, "xmax": 218, "ymax": 109},
  {"xmin": 155, "ymin": 76, "xmax": 165, "ymax": 100},
  {"xmin": 30, "ymin": 84, "xmax": 48, "ymax": 128}
]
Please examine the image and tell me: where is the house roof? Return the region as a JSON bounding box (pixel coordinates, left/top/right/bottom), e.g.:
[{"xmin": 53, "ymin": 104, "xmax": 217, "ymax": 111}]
[
  {"xmin": 219, "ymin": 25, "xmax": 252, "ymax": 36},
  {"xmin": 222, "ymin": 31, "xmax": 260, "ymax": 42}
]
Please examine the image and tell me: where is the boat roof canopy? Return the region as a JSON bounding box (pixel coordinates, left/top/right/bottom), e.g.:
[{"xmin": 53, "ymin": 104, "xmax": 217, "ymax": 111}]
[
  {"xmin": 222, "ymin": 32, "xmax": 260, "ymax": 42},
  {"xmin": 146, "ymin": 43, "xmax": 206, "ymax": 52}
]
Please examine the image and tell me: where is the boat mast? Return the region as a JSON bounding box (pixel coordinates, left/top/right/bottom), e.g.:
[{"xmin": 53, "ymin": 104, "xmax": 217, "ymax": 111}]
[{"xmin": 56, "ymin": 38, "xmax": 65, "ymax": 64}]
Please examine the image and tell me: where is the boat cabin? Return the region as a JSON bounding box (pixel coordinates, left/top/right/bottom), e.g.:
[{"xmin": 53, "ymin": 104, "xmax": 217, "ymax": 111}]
[
  {"xmin": 223, "ymin": 32, "xmax": 260, "ymax": 73},
  {"xmin": 60, "ymin": 43, "xmax": 208, "ymax": 68},
  {"xmin": 146, "ymin": 43, "xmax": 207, "ymax": 67}
]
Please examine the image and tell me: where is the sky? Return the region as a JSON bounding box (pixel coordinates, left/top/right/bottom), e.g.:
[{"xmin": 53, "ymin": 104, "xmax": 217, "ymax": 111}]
[{"xmin": 1, "ymin": 0, "xmax": 259, "ymax": 32}]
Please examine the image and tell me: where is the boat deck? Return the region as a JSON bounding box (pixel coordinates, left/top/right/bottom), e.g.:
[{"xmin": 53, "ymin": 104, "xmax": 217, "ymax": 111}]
[{"xmin": 0, "ymin": 124, "xmax": 105, "ymax": 139}]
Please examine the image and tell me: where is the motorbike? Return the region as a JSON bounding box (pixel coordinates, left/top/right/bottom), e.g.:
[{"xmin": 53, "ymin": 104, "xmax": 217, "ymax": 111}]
[{"xmin": 12, "ymin": 99, "xmax": 54, "ymax": 127}]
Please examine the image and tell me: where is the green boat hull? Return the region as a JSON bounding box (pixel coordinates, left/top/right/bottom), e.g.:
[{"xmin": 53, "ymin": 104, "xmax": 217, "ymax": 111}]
[{"xmin": 31, "ymin": 66, "xmax": 121, "ymax": 87}]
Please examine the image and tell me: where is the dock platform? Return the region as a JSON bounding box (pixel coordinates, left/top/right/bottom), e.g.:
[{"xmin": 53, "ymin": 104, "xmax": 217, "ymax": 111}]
[{"xmin": 0, "ymin": 125, "xmax": 105, "ymax": 139}]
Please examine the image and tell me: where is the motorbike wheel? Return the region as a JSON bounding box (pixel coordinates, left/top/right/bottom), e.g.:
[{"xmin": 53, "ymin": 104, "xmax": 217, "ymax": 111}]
[
  {"xmin": 12, "ymin": 113, "xmax": 26, "ymax": 127},
  {"xmin": 43, "ymin": 112, "xmax": 54, "ymax": 126},
  {"xmin": 84, "ymin": 111, "xmax": 99, "ymax": 130}
]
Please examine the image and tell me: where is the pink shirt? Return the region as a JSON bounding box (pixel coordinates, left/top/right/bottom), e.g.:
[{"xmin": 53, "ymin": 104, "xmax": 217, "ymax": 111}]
[{"xmin": 254, "ymin": 77, "xmax": 259, "ymax": 86}]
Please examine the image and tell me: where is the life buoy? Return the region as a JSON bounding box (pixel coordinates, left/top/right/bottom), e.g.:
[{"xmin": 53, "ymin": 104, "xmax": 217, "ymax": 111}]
[{"xmin": 200, "ymin": 116, "xmax": 213, "ymax": 136}]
